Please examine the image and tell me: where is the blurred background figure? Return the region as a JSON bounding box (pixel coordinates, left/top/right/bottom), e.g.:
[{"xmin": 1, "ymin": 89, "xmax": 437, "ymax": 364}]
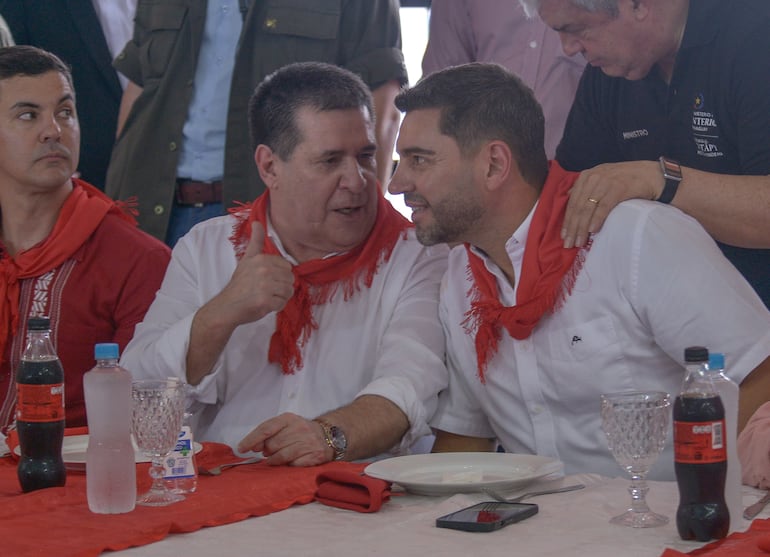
[
  {"xmin": 422, "ymin": 0, "xmax": 585, "ymax": 158},
  {"xmin": 0, "ymin": 0, "xmax": 136, "ymax": 190},
  {"xmin": 106, "ymin": 0, "xmax": 408, "ymax": 247},
  {"xmin": 0, "ymin": 13, "xmax": 12, "ymax": 47}
]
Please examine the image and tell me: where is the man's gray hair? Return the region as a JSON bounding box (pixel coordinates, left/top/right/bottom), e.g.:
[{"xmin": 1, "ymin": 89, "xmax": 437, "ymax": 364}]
[{"xmin": 518, "ymin": 0, "xmax": 619, "ymax": 18}]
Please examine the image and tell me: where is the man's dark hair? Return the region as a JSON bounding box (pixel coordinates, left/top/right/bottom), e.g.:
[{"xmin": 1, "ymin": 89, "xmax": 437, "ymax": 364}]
[
  {"xmin": 0, "ymin": 45, "xmax": 74, "ymax": 90},
  {"xmin": 248, "ymin": 62, "xmax": 375, "ymax": 159},
  {"xmin": 395, "ymin": 62, "xmax": 548, "ymax": 189}
]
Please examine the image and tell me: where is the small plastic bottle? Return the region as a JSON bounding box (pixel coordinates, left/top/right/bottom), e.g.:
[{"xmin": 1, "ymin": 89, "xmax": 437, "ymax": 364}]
[
  {"xmin": 163, "ymin": 411, "xmax": 197, "ymax": 494},
  {"xmin": 83, "ymin": 343, "xmax": 136, "ymax": 513},
  {"xmin": 673, "ymin": 346, "xmax": 729, "ymax": 541},
  {"xmin": 707, "ymin": 352, "xmax": 742, "ymax": 533},
  {"xmin": 16, "ymin": 316, "xmax": 66, "ymax": 492}
]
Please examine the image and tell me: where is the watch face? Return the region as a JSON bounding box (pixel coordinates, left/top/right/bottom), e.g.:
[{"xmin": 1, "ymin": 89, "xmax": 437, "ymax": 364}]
[{"xmin": 330, "ymin": 426, "xmax": 347, "ymax": 451}]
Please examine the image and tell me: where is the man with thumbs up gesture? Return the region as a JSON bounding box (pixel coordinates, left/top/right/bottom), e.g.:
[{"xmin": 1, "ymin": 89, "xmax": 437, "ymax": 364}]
[{"xmin": 122, "ymin": 63, "xmax": 449, "ymax": 466}]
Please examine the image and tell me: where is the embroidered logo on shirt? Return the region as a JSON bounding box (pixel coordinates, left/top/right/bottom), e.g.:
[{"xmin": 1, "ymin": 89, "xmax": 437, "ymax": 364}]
[
  {"xmin": 622, "ymin": 128, "xmax": 649, "ymax": 140},
  {"xmin": 571, "ymin": 335, "xmax": 582, "ymax": 346},
  {"xmin": 691, "ymin": 93, "xmax": 723, "ymax": 159}
]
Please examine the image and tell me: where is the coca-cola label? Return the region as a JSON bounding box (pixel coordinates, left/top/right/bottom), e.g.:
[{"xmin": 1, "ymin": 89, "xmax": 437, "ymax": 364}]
[
  {"xmin": 673, "ymin": 419, "xmax": 727, "ymax": 463},
  {"xmin": 16, "ymin": 383, "xmax": 65, "ymax": 422}
]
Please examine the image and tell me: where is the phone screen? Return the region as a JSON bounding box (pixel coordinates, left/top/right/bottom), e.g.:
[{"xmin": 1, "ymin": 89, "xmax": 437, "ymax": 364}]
[{"xmin": 436, "ymin": 502, "xmax": 538, "ymax": 532}]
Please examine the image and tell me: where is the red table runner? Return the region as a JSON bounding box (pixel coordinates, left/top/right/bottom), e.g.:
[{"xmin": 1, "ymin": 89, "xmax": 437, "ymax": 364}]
[
  {"xmin": 0, "ymin": 440, "xmax": 367, "ymax": 556},
  {"xmin": 660, "ymin": 518, "xmax": 770, "ymax": 556}
]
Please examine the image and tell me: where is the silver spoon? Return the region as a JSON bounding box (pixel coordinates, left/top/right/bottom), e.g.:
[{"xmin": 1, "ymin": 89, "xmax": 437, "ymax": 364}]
[
  {"xmin": 482, "ymin": 483, "xmax": 585, "ymax": 503},
  {"xmin": 199, "ymin": 456, "xmax": 263, "ymax": 476}
]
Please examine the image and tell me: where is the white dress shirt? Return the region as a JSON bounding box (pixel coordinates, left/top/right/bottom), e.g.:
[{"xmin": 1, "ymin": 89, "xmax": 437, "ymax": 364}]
[
  {"xmin": 122, "ymin": 214, "xmax": 449, "ymax": 455},
  {"xmin": 91, "ymin": 0, "xmax": 136, "ymax": 89},
  {"xmin": 433, "ymin": 199, "xmax": 770, "ymax": 480}
]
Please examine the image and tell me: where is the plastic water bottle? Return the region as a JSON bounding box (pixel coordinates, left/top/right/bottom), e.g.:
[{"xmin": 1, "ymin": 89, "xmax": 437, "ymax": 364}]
[
  {"xmin": 16, "ymin": 316, "xmax": 66, "ymax": 492},
  {"xmin": 163, "ymin": 411, "xmax": 197, "ymax": 493},
  {"xmin": 83, "ymin": 343, "xmax": 136, "ymax": 513},
  {"xmin": 707, "ymin": 352, "xmax": 742, "ymax": 533},
  {"xmin": 673, "ymin": 346, "xmax": 729, "ymax": 541}
]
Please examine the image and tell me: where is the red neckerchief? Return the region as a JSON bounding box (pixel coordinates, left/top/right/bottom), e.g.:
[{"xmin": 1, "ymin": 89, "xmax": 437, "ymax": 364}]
[
  {"xmin": 463, "ymin": 162, "xmax": 591, "ymax": 382},
  {"xmin": 229, "ymin": 190, "xmax": 412, "ymax": 374},
  {"xmin": 0, "ymin": 179, "xmax": 137, "ymax": 366}
]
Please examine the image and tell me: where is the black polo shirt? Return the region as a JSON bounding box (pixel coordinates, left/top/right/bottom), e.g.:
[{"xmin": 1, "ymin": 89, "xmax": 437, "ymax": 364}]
[{"xmin": 557, "ymin": 0, "xmax": 770, "ymax": 308}]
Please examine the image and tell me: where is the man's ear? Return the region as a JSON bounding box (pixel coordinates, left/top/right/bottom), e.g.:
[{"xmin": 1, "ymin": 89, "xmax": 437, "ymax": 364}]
[
  {"xmin": 482, "ymin": 140, "xmax": 513, "ymax": 192},
  {"xmin": 255, "ymin": 144, "xmax": 279, "ymax": 189}
]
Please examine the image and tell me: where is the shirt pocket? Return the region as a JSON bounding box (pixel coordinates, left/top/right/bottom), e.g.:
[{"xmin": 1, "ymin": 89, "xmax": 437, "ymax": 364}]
[
  {"xmin": 261, "ymin": 0, "xmax": 341, "ymax": 41},
  {"xmin": 135, "ymin": 1, "xmax": 189, "ymax": 80},
  {"xmin": 539, "ymin": 315, "xmax": 633, "ymax": 402}
]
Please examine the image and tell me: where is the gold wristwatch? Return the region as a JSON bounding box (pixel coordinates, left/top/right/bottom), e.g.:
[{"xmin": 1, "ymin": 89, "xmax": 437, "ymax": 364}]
[{"xmin": 315, "ymin": 419, "xmax": 347, "ymax": 461}]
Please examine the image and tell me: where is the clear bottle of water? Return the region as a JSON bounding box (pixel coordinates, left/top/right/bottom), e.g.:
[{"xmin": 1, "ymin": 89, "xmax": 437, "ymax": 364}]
[
  {"xmin": 83, "ymin": 343, "xmax": 136, "ymax": 513},
  {"xmin": 163, "ymin": 411, "xmax": 197, "ymax": 493},
  {"xmin": 707, "ymin": 352, "xmax": 742, "ymax": 533}
]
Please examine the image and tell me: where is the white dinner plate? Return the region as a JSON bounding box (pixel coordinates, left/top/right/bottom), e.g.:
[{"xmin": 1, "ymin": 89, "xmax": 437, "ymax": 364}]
[
  {"xmin": 13, "ymin": 434, "xmax": 203, "ymax": 471},
  {"xmin": 364, "ymin": 452, "xmax": 563, "ymax": 496}
]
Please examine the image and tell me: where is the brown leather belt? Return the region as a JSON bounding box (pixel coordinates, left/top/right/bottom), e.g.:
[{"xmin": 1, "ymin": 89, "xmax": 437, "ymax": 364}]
[{"xmin": 175, "ymin": 179, "xmax": 223, "ymax": 206}]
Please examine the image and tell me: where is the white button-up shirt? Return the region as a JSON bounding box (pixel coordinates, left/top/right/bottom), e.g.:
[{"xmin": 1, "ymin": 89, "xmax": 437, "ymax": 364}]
[
  {"xmin": 433, "ymin": 199, "xmax": 770, "ymax": 480},
  {"xmin": 122, "ymin": 214, "xmax": 449, "ymax": 454}
]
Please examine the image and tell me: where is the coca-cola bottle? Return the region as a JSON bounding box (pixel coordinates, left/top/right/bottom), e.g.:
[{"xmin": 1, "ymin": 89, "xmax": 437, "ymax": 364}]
[
  {"xmin": 673, "ymin": 346, "xmax": 729, "ymax": 541},
  {"xmin": 15, "ymin": 316, "xmax": 66, "ymax": 492}
]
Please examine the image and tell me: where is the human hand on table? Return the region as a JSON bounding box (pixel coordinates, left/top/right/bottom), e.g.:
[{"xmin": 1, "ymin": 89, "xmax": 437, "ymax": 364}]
[
  {"xmin": 561, "ymin": 160, "xmax": 661, "ymax": 248},
  {"xmin": 237, "ymin": 412, "xmax": 331, "ymax": 466}
]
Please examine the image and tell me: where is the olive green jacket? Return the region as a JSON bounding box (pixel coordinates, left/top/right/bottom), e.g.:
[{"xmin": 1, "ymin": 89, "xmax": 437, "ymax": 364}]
[{"xmin": 106, "ymin": 0, "xmax": 407, "ymax": 241}]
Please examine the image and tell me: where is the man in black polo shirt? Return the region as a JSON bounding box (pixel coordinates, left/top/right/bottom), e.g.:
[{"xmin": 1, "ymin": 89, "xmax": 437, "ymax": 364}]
[{"xmin": 519, "ymin": 0, "xmax": 770, "ymax": 308}]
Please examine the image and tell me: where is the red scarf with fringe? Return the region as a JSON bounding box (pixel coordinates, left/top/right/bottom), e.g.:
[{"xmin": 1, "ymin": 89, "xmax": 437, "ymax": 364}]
[
  {"xmin": 229, "ymin": 191, "xmax": 411, "ymax": 374},
  {"xmin": 0, "ymin": 179, "xmax": 137, "ymax": 366},
  {"xmin": 463, "ymin": 162, "xmax": 590, "ymax": 382}
]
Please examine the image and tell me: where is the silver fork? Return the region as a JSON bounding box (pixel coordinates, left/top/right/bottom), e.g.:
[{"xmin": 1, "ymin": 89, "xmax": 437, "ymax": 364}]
[
  {"xmin": 198, "ymin": 456, "xmax": 263, "ymax": 476},
  {"xmin": 481, "ymin": 483, "xmax": 585, "ymax": 503}
]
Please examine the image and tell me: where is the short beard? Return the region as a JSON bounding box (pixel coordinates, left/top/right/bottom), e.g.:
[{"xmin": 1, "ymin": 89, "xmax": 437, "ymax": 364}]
[{"xmin": 415, "ymin": 195, "xmax": 484, "ymax": 246}]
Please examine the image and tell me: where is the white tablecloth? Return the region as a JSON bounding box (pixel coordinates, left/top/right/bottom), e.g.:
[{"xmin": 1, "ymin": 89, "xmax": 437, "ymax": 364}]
[{"xmin": 116, "ymin": 474, "xmax": 769, "ymax": 557}]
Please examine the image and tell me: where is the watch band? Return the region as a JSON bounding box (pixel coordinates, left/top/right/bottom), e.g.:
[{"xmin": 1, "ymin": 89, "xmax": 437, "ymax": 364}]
[{"xmin": 657, "ymin": 156, "xmax": 682, "ymax": 204}]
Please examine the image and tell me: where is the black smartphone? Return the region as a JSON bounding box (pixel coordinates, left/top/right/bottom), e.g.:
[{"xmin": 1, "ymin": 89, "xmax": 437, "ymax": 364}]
[{"xmin": 435, "ymin": 501, "xmax": 539, "ymax": 532}]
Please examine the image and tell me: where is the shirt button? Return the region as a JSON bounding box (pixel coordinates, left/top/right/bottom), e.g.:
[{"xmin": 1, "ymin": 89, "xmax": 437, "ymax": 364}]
[
  {"xmin": 169, "ymin": 141, "xmax": 177, "ymax": 151},
  {"xmin": 531, "ymin": 404, "xmax": 543, "ymax": 414},
  {"xmin": 529, "ymin": 40, "xmax": 538, "ymax": 49},
  {"xmin": 288, "ymin": 392, "xmax": 296, "ymax": 399},
  {"xmin": 153, "ymin": 204, "xmax": 164, "ymax": 215}
]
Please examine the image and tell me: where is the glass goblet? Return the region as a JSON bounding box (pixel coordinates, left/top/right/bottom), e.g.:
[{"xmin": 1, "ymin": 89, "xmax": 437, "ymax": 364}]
[
  {"xmin": 600, "ymin": 390, "xmax": 671, "ymax": 528},
  {"xmin": 131, "ymin": 378, "xmax": 186, "ymax": 506}
]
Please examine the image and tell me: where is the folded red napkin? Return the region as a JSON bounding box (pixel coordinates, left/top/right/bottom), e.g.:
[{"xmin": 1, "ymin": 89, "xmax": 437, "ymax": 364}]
[{"xmin": 315, "ymin": 469, "xmax": 392, "ymax": 513}]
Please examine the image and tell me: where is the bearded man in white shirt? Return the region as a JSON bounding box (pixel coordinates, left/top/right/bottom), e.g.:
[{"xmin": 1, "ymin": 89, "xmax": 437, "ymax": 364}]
[
  {"xmin": 122, "ymin": 62, "xmax": 448, "ymax": 466},
  {"xmin": 388, "ymin": 62, "xmax": 770, "ymax": 480}
]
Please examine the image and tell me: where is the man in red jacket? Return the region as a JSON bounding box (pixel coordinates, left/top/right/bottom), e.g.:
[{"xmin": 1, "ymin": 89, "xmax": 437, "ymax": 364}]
[{"xmin": 0, "ymin": 46, "xmax": 170, "ymax": 432}]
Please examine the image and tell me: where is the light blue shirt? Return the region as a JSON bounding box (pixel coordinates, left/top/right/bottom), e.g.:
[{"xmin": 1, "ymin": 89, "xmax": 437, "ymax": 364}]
[{"xmin": 176, "ymin": 1, "xmax": 243, "ymax": 181}]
